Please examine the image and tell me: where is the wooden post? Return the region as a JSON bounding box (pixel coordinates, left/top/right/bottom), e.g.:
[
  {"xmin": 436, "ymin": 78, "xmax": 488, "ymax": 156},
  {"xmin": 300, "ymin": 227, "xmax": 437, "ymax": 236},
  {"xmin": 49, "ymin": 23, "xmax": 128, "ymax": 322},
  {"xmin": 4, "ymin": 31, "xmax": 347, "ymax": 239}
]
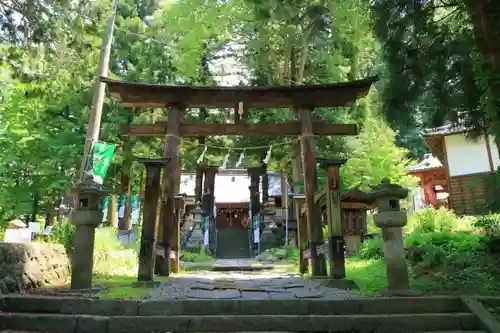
[
  {"xmin": 248, "ymin": 167, "xmax": 263, "ymax": 254},
  {"xmin": 159, "ymin": 103, "xmax": 184, "ymax": 276},
  {"xmin": 171, "ymin": 195, "xmax": 184, "ymax": 273},
  {"xmin": 202, "ymin": 167, "xmax": 218, "ymax": 252},
  {"xmin": 294, "ymin": 195, "xmax": 308, "ymax": 274},
  {"xmin": 262, "ymin": 163, "xmax": 269, "ymax": 204},
  {"xmin": 297, "ymin": 107, "xmax": 326, "ymax": 277},
  {"xmin": 280, "ymin": 172, "xmax": 291, "ymax": 247},
  {"xmin": 137, "ymin": 158, "xmax": 165, "ymax": 282},
  {"xmin": 195, "ymin": 166, "xmax": 204, "ymax": 203},
  {"xmin": 318, "ymin": 158, "xmax": 347, "ymax": 279},
  {"xmin": 107, "ymin": 195, "xmax": 118, "ymax": 227}
]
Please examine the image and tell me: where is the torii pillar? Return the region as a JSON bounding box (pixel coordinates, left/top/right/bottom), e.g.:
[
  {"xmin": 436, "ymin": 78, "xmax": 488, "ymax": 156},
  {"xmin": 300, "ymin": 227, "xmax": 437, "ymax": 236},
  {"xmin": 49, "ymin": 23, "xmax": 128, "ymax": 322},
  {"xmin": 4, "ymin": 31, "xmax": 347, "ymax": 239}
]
[
  {"xmin": 137, "ymin": 158, "xmax": 166, "ymax": 282},
  {"xmin": 297, "ymin": 106, "xmax": 327, "ymax": 277},
  {"xmin": 318, "ymin": 158, "xmax": 347, "ymax": 279},
  {"xmin": 158, "ymin": 103, "xmax": 184, "ymax": 276}
]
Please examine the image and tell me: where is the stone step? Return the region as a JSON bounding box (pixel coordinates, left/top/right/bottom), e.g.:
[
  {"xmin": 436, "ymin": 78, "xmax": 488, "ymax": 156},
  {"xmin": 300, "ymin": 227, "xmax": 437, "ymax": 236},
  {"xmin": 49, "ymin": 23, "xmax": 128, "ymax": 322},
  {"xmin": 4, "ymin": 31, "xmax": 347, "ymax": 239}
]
[
  {"xmin": 421, "ymin": 331, "xmax": 486, "ymax": 333},
  {"xmin": 2, "ymin": 296, "xmax": 468, "ymax": 316},
  {"xmin": 0, "ymin": 313, "xmax": 480, "ymax": 333},
  {"xmin": 216, "ymin": 228, "xmax": 251, "ymax": 259}
]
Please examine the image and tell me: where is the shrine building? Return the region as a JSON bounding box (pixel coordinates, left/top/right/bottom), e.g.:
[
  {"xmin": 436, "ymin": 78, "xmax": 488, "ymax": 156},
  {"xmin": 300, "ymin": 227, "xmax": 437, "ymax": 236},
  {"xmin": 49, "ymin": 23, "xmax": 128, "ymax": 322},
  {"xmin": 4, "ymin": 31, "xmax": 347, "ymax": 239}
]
[
  {"xmin": 423, "ymin": 123, "xmax": 499, "ymax": 215},
  {"xmin": 178, "ymin": 168, "xmax": 293, "ymax": 258}
]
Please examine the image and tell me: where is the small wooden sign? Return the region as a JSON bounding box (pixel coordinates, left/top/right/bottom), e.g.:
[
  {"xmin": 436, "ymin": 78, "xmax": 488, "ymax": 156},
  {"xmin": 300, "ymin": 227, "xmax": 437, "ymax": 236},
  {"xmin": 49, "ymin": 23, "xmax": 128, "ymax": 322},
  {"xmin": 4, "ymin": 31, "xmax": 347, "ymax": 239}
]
[
  {"xmin": 316, "ymin": 244, "xmax": 327, "ymax": 255},
  {"xmin": 303, "ymin": 245, "xmax": 327, "ymax": 259}
]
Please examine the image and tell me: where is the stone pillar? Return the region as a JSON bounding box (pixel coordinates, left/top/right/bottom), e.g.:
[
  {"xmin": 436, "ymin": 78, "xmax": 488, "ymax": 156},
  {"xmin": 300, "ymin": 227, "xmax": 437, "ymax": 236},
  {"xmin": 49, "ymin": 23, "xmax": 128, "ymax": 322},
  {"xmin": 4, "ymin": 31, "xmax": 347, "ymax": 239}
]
[
  {"xmin": 159, "ymin": 103, "xmax": 184, "ymax": 276},
  {"xmin": 297, "ymin": 107, "xmax": 326, "ymax": 277},
  {"xmin": 367, "ymin": 178, "xmax": 410, "ymax": 293},
  {"xmin": 137, "ymin": 158, "xmax": 165, "ymax": 282},
  {"xmin": 70, "ymin": 173, "xmax": 108, "ymax": 290},
  {"xmin": 260, "ymin": 201, "xmax": 277, "ymax": 251},
  {"xmin": 318, "ymin": 158, "xmax": 347, "ymax": 279},
  {"xmin": 293, "ymin": 195, "xmax": 308, "ymax": 274},
  {"xmin": 186, "ymin": 202, "xmax": 204, "ymax": 250}
]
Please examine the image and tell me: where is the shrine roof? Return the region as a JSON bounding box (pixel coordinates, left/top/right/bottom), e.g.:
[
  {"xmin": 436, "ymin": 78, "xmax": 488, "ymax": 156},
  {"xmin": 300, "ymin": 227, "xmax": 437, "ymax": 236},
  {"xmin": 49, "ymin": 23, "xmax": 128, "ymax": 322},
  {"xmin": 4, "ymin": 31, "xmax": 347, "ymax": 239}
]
[
  {"xmin": 408, "ymin": 154, "xmax": 443, "ymax": 173},
  {"xmin": 100, "ymin": 76, "xmax": 378, "ymax": 109}
]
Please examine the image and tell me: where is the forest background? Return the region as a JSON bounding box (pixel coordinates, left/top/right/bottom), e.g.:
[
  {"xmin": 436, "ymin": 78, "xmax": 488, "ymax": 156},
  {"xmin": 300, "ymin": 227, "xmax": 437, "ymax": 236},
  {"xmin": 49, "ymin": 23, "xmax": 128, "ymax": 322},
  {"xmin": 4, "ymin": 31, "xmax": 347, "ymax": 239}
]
[{"xmin": 0, "ymin": 0, "xmax": 499, "ymax": 225}]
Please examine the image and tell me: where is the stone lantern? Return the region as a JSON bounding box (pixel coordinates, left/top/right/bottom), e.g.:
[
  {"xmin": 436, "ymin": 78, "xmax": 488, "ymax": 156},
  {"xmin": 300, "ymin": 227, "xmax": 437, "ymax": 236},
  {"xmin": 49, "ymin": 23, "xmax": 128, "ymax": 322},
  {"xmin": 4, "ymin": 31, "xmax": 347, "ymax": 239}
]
[
  {"xmin": 367, "ymin": 178, "xmax": 410, "ymax": 293},
  {"xmin": 70, "ymin": 171, "xmax": 108, "ymax": 290},
  {"xmin": 186, "ymin": 201, "xmax": 204, "ymax": 250},
  {"xmin": 260, "ymin": 201, "xmax": 277, "ymax": 250}
]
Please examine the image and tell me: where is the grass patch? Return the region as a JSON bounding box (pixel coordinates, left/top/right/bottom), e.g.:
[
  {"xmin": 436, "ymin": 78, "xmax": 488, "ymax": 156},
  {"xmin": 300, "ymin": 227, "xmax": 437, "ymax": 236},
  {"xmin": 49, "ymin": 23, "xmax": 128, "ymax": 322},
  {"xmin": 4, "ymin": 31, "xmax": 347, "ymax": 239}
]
[
  {"xmin": 346, "ymin": 258, "xmax": 387, "ymax": 296},
  {"xmin": 93, "ymin": 275, "xmax": 168, "ymax": 299}
]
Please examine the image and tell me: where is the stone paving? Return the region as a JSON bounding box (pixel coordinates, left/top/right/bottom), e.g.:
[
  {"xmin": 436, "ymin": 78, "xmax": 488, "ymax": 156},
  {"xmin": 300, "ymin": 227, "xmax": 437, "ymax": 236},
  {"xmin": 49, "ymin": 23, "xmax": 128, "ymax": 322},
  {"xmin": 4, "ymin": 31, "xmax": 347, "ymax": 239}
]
[{"xmin": 143, "ymin": 259, "xmax": 358, "ymax": 301}]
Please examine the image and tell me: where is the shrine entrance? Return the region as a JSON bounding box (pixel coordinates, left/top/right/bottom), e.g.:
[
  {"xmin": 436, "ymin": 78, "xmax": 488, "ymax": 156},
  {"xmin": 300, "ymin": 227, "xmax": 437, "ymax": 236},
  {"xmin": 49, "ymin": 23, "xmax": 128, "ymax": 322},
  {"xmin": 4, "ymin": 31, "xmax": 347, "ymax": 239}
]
[
  {"xmin": 216, "ymin": 204, "xmax": 249, "ymax": 229},
  {"xmin": 102, "ymin": 75, "xmax": 377, "ymax": 278}
]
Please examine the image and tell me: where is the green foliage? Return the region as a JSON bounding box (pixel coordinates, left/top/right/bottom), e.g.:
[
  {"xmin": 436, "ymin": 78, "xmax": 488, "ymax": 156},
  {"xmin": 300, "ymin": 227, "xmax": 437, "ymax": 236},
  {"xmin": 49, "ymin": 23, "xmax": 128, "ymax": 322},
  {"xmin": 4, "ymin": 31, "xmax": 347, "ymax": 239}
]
[
  {"xmin": 47, "ymin": 223, "xmax": 138, "ymax": 276},
  {"xmin": 369, "ymin": 0, "xmax": 500, "ymax": 158},
  {"xmin": 92, "ymin": 227, "xmax": 138, "ymax": 276},
  {"xmin": 405, "ymin": 232, "xmax": 487, "ymax": 269},
  {"xmin": 406, "ymin": 207, "xmax": 475, "ymax": 234},
  {"xmin": 180, "ymin": 248, "xmax": 214, "ymax": 263},
  {"xmin": 346, "ymin": 258, "xmax": 387, "ymax": 296},
  {"xmin": 341, "ymin": 113, "xmax": 418, "ymax": 191},
  {"xmin": 284, "ymin": 246, "xmax": 299, "ymax": 261},
  {"xmin": 356, "ymin": 237, "xmax": 384, "ymax": 260},
  {"xmin": 474, "ymin": 213, "xmax": 500, "ymax": 236},
  {"xmin": 352, "ymin": 207, "xmax": 500, "ymax": 295},
  {"xmin": 483, "ymin": 170, "xmax": 500, "ymax": 212},
  {"xmin": 49, "ymin": 219, "xmax": 76, "ymax": 250}
]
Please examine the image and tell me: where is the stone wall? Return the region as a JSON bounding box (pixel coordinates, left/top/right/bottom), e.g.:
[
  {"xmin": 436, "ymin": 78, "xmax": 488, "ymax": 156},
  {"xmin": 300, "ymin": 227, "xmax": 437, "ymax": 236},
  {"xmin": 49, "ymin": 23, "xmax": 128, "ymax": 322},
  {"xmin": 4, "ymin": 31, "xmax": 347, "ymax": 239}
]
[{"xmin": 0, "ymin": 242, "xmax": 70, "ymax": 293}]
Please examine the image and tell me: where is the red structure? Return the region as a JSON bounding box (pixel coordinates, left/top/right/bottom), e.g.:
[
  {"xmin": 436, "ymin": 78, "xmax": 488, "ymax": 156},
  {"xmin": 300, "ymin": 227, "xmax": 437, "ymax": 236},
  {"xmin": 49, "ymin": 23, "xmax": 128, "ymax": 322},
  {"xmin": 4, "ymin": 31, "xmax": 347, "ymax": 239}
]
[{"xmin": 408, "ymin": 154, "xmax": 449, "ymax": 208}]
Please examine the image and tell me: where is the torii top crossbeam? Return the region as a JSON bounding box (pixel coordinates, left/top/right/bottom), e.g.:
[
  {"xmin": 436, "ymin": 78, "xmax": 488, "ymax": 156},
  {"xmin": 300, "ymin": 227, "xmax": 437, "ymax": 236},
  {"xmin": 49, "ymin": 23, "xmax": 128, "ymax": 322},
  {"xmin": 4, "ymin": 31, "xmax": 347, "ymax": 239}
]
[{"xmin": 100, "ymin": 76, "xmax": 377, "ymax": 109}]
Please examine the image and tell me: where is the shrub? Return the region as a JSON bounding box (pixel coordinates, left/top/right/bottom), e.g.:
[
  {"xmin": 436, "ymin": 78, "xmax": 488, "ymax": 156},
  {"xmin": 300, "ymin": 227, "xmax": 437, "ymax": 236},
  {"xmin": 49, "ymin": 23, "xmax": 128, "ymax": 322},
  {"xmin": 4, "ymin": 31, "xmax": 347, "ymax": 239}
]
[
  {"xmin": 49, "ymin": 219, "xmax": 76, "ymax": 250},
  {"xmin": 405, "ymin": 231, "xmax": 487, "ymax": 268},
  {"xmin": 92, "ymin": 227, "xmax": 138, "ymax": 276},
  {"xmin": 284, "ymin": 246, "xmax": 299, "ymax": 261},
  {"xmin": 356, "ymin": 237, "xmax": 384, "ymax": 260},
  {"xmin": 406, "ymin": 207, "xmax": 474, "ymax": 234},
  {"xmin": 180, "ymin": 247, "xmax": 213, "ymax": 262},
  {"xmin": 474, "ymin": 214, "xmax": 500, "ymax": 236}
]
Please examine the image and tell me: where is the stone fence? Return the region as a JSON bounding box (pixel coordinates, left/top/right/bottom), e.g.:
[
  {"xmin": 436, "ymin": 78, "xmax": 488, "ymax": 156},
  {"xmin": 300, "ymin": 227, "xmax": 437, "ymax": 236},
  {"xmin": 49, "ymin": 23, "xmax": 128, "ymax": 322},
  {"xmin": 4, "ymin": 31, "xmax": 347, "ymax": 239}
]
[{"xmin": 0, "ymin": 242, "xmax": 70, "ymax": 293}]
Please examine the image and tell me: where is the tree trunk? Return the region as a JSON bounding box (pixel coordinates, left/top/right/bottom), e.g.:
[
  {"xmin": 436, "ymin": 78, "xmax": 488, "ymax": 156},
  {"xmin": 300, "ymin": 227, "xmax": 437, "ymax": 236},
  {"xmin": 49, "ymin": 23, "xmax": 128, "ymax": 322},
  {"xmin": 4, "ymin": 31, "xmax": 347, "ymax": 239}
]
[
  {"xmin": 31, "ymin": 191, "xmax": 39, "ymax": 222},
  {"xmin": 119, "ymin": 129, "xmax": 133, "ymax": 230},
  {"xmin": 467, "ymin": 0, "xmax": 500, "ymax": 156}
]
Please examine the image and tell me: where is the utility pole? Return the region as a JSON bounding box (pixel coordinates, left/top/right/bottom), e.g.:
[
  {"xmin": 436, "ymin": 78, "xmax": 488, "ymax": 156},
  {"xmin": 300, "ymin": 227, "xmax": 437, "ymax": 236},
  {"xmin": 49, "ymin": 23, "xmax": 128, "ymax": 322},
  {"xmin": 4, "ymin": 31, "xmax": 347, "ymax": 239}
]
[{"xmin": 79, "ymin": 0, "xmax": 119, "ymax": 182}]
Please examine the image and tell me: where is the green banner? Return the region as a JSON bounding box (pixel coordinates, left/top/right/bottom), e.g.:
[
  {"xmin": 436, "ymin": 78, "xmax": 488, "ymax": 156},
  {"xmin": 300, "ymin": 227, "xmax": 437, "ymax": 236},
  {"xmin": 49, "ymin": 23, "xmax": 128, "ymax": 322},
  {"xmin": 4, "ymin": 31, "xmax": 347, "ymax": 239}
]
[{"xmin": 88, "ymin": 141, "xmax": 116, "ymax": 184}]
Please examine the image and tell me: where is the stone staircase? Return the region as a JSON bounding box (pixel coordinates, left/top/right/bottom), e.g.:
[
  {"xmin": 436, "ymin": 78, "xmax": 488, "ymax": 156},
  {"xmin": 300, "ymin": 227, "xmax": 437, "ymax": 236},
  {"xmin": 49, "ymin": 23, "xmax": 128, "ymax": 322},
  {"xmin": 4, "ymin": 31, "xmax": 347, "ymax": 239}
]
[
  {"xmin": 215, "ymin": 228, "xmax": 251, "ymax": 259},
  {"xmin": 1, "ymin": 295, "xmax": 499, "ymax": 332}
]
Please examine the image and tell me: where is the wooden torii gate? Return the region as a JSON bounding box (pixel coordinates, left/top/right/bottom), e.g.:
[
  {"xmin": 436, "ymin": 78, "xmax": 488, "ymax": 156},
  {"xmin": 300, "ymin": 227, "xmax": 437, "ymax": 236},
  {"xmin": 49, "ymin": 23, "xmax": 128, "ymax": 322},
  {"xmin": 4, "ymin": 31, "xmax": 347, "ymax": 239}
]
[{"xmin": 101, "ymin": 76, "xmax": 377, "ymax": 277}]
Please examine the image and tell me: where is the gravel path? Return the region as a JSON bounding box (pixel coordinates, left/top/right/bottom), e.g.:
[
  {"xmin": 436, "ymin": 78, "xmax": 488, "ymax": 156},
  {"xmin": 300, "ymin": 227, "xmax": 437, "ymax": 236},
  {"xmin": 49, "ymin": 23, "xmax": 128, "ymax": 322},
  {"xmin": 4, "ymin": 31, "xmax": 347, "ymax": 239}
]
[{"xmin": 142, "ymin": 259, "xmax": 359, "ymax": 301}]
